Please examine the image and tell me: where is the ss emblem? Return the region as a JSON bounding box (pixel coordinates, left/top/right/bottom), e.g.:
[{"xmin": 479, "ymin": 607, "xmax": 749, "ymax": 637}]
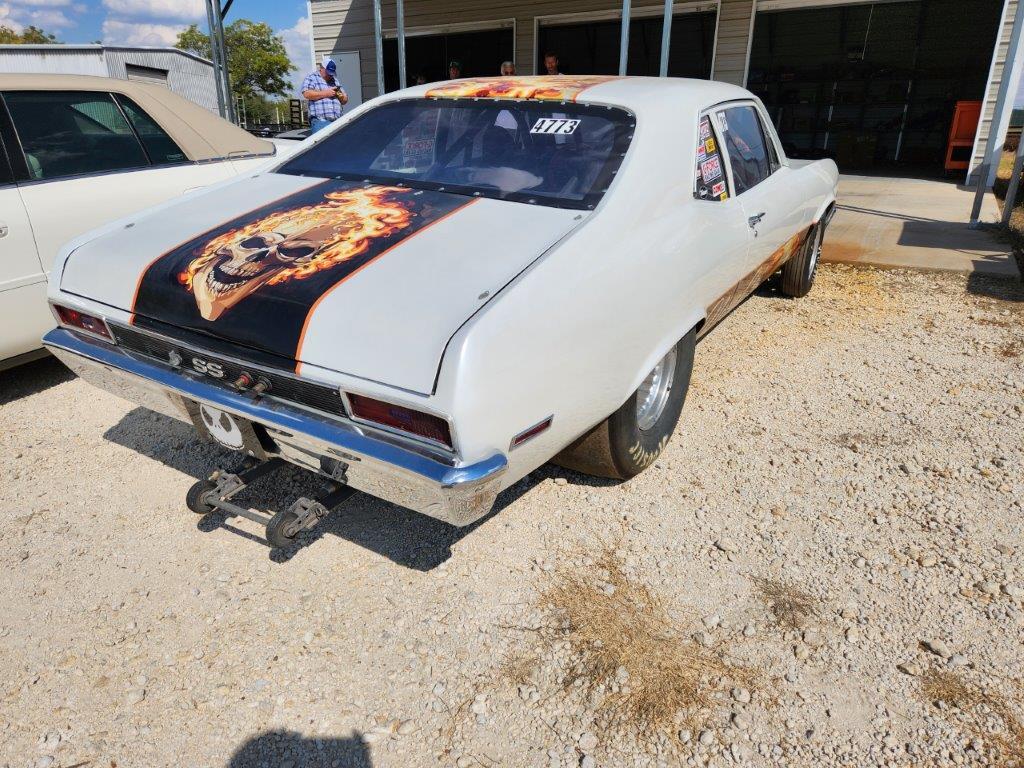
[{"xmin": 191, "ymin": 357, "xmax": 225, "ymax": 378}]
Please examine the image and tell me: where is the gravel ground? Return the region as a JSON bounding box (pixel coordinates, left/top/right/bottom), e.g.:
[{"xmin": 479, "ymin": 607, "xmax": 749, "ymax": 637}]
[{"xmin": 1, "ymin": 264, "xmax": 1022, "ymax": 768}]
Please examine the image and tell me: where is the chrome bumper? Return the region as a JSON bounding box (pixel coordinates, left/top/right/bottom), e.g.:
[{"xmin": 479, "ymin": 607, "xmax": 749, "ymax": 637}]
[{"xmin": 43, "ymin": 328, "xmax": 507, "ymax": 526}]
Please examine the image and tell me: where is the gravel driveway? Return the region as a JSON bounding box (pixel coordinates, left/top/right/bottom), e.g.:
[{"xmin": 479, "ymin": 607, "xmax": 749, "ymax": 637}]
[{"xmin": 1, "ymin": 265, "xmax": 1022, "ymax": 768}]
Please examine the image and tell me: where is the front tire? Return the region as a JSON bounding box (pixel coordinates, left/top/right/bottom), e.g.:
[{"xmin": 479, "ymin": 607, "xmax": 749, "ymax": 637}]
[
  {"xmin": 780, "ymin": 221, "xmax": 824, "ymax": 298},
  {"xmin": 553, "ymin": 330, "xmax": 695, "ymax": 480}
]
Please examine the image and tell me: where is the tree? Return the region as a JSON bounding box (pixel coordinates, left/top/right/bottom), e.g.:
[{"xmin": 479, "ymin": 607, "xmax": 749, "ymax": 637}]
[
  {"xmin": 0, "ymin": 25, "xmax": 60, "ymax": 44},
  {"xmin": 175, "ymin": 20, "xmax": 292, "ymax": 104}
]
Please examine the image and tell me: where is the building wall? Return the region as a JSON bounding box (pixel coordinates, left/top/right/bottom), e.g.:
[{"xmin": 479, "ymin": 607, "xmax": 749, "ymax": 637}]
[
  {"xmin": 312, "ymin": 0, "xmax": 1013, "ymax": 183},
  {"xmin": 0, "ymin": 45, "xmax": 218, "ymax": 113},
  {"xmin": 311, "ymin": 0, "xmax": 750, "ymax": 103},
  {"xmin": 103, "ymin": 48, "xmax": 219, "ymax": 112},
  {"xmin": 0, "ymin": 47, "xmax": 107, "ymax": 77},
  {"xmin": 969, "ymin": 0, "xmax": 1020, "ymax": 183}
]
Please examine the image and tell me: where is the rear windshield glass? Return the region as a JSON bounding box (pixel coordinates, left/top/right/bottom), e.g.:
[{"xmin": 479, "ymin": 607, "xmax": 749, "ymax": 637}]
[{"xmin": 278, "ymin": 99, "xmax": 634, "ymax": 209}]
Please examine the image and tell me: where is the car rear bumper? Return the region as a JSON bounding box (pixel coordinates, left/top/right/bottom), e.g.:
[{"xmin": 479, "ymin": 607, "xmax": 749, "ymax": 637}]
[{"xmin": 43, "ymin": 328, "xmax": 507, "ymax": 527}]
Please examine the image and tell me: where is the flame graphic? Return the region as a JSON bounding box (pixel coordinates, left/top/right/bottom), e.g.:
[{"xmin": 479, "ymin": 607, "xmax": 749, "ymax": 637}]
[
  {"xmin": 177, "ymin": 186, "xmax": 415, "ymax": 292},
  {"xmin": 425, "ymin": 75, "xmax": 619, "ymax": 102}
]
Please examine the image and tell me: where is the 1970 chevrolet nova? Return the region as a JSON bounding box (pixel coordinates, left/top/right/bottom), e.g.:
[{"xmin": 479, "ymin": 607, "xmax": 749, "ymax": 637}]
[{"xmin": 43, "ymin": 76, "xmax": 838, "ymax": 546}]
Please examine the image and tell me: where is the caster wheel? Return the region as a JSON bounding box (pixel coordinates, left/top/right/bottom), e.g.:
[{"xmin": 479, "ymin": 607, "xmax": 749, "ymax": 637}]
[
  {"xmin": 266, "ymin": 509, "xmax": 301, "ymax": 549},
  {"xmin": 186, "ymin": 480, "xmax": 218, "ymax": 514}
]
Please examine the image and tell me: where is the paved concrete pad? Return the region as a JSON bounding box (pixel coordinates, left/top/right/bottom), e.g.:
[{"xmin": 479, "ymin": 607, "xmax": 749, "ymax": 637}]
[{"xmin": 823, "ymin": 174, "xmax": 1020, "ymax": 278}]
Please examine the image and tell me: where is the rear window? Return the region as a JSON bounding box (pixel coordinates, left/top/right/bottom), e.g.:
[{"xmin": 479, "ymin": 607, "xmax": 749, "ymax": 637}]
[{"xmin": 279, "ymin": 99, "xmax": 634, "ymax": 209}]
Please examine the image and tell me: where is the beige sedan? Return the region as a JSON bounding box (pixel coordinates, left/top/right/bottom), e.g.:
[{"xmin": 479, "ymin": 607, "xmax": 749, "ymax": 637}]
[{"xmin": 0, "ymin": 73, "xmax": 279, "ymax": 369}]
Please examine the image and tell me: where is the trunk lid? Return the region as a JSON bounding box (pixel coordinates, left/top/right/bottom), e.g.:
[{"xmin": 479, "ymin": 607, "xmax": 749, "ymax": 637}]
[{"xmin": 61, "ymin": 174, "xmax": 584, "ymax": 394}]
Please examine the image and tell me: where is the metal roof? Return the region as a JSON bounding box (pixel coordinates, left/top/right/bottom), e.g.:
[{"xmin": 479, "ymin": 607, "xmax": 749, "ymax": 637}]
[{"xmin": 0, "ymin": 44, "xmax": 213, "ymax": 67}]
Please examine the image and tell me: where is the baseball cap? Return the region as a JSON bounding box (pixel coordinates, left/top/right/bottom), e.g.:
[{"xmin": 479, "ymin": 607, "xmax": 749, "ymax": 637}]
[{"xmin": 324, "ymin": 59, "xmax": 337, "ymax": 75}]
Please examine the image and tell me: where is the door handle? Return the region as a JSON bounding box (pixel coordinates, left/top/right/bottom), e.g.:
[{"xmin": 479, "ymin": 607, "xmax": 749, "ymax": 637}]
[
  {"xmin": 0, "ymin": 223, "xmax": 8, "ymax": 239},
  {"xmin": 748, "ymin": 212, "xmax": 766, "ymax": 228}
]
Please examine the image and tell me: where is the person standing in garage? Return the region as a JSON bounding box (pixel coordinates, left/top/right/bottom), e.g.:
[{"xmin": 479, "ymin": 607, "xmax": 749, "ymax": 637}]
[{"xmin": 302, "ymin": 59, "xmax": 348, "ymax": 134}]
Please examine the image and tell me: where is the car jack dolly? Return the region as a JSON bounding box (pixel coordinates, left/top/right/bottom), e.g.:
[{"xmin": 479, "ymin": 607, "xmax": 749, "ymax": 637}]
[{"xmin": 185, "ymin": 457, "xmax": 357, "ymax": 549}]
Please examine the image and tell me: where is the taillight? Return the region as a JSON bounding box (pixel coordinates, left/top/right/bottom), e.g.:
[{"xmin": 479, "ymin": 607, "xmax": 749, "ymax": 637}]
[
  {"xmin": 347, "ymin": 393, "xmax": 453, "ymax": 448},
  {"xmin": 54, "ymin": 304, "xmax": 112, "ymax": 341}
]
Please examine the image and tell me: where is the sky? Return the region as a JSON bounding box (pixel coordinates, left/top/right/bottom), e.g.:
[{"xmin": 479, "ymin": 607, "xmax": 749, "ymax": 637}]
[{"xmin": 0, "ymin": 0, "xmax": 313, "ymax": 94}]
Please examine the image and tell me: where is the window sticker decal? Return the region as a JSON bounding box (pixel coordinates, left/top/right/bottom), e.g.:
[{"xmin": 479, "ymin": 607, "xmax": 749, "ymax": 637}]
[
  {"xmin": 695, "ymin": 115, "xmax": 729, "ymax": 202},
  {"xmin": 700, "ymin": 156, "xmax": 722, "ymax": 182},
  {"xmin": 530, "ymin": 117, "xmax": 581, "ymax": 135}
]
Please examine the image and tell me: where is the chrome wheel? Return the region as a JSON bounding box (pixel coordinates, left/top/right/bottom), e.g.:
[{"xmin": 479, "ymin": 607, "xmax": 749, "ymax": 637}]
[
  {"xmin": 635, "ymin": 347, "xmax": 677, "ymax": 432},
  {"xmin": 808, "ymin": 226, "xmax": 823, "ymax": 276}
]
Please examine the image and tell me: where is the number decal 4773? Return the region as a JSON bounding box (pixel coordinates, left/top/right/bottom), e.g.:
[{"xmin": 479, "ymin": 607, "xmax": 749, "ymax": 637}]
[{"xmin": 531, "ymin": 118, "xmax": 581, "ymax": 135}]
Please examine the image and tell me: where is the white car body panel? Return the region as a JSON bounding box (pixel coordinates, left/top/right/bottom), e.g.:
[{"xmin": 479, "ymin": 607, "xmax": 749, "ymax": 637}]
[{"xmin": 44, "ymin": 76, "xmax": 839, "ymax": 525}]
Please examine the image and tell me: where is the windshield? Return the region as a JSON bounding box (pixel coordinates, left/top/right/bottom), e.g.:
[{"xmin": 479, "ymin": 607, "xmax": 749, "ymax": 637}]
[{"xmin": 278, "ymin": 99, "xmax": 634, "ymax": 210}]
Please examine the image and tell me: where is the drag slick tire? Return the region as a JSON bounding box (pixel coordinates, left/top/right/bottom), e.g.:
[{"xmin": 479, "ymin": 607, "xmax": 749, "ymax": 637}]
[
  {"xmin": 266, "ymin": 509, "xmax": 301, "ymax": 549},
  {"xmin": 553, "ymin": 329, "xmax": 695, "ymax": 480},
  {"xmin": 780, "ymin": 221, "xmax": 824, "ymax": 298},
  {"xmin": 186, "ymin": 480, "xmax": 218, "ymax": 515}
]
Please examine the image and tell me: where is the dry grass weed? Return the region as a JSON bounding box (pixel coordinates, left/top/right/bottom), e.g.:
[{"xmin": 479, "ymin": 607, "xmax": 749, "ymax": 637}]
[
  {"xmin": 753, "ymin": 576, "xmax": 820, "ymax": 630},
  {"xmin": 921, "ymin": 669, "xmax": 1024, "ymax": 768},
  {"xmin": 510, "ymin": 544, "xmax": 755, "ymax": 744}
]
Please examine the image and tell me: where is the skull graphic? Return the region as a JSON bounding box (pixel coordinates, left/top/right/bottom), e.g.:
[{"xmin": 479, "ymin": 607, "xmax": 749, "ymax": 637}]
[{"xmin": 192, "ymin": 223, "xmax": 339, "ymax": 320}]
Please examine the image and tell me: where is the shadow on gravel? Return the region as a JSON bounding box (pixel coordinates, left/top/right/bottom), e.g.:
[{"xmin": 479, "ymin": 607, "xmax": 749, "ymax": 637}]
[
  {"xmin": 228, "ymin": 729, "xmax": 371, "ymax": 767},
  {"xmin": 0, "ymin": 355, "xmax": 74, "ymax": 406},
  {"xmin": 966, "ymin": 271, "xmax": 1024, "ymax": 303},
  {"xmin": 103, "ymin": 408, "xmax": 615, "ymax": 571}
]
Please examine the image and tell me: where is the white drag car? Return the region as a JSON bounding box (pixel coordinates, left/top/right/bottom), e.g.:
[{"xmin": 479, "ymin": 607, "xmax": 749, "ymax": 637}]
[{"xmin": 44, "ymin": 76, "xmax": 838, "ymax": 547}]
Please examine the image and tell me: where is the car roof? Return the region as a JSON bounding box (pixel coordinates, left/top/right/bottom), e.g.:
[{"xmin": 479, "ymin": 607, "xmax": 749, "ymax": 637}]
[
  {"xmin": 0, "ymin": 73, "xmax": 273, "ymax": 161},
  {"xmin": 395, "ymin": 75, "xmax": 754, "ymax": 114}
]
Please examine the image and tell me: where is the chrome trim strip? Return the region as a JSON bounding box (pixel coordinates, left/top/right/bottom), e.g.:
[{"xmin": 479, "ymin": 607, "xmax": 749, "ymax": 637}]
[
  {"xmin": 109, "ymin": 320, "xmax": 461, "ymax": 459},
  {"xmin": 43, "ymin": 328, "xmax": 506, "ymax": 526}
]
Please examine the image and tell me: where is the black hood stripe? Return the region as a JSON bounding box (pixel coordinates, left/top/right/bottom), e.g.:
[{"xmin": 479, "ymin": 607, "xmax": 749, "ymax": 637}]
[{"xmin": 130, "ymin": 180, "xmax": 473, "ymax": 364}]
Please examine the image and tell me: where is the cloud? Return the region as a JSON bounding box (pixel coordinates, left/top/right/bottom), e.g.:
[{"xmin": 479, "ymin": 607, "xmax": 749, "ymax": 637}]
[
  {"xmin": 101, "ymin": 0, "xmax": 203, "ymax": 22},
  {"xmin": 281, "ymin": 15, "xmax": 313, "ymax": 96},
  {"xmin": 102, "ymin": 18, "xmax": 185, "ymax": 46},
  {"xmin": 1, "ymin": 0, "xmax": 81, "ymax": 30},
  {"xmin": 0, "ymin": 4, "xmax": 24, "ymax": 32}
]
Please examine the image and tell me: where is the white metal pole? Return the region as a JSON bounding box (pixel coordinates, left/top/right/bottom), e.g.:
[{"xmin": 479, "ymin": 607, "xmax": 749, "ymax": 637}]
[
  {"xmin": 213, "ymin": 3, "xmax": 235, "ymax": 123},
  {"xmin": 619, "ymin": 0, "xmax": 632, "ymax": 76},
  {"xmin": 397, "ymin": 0, "xmax": 407, "ymax": 89},
  {"xmin": 659, "ymin": 0, "xmax": 674, "ymax": 77},
  {"xmin": 204, "ymin": 0, "xmax": 227, "ymax": 119},
  {"xmin": 373, "ymin": 0, "xmax": 385, "ymax": 95},
  {"xmin": 970, "ymin": 0, "xmax": 1024, "ymax": 227},
  {"xmin": 1001, "ymin": 133, "xmax": 1024, "ymax": 224}
]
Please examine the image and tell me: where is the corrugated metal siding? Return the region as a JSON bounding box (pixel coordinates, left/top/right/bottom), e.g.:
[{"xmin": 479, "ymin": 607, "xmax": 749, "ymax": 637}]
[
  {"xmin": 0, "ymin": 45, "xmax": 218, "ymax": 113},
  {"xmin": 713, "ymin": 0, "xmax": 754, "ymax": 84},
  {"xmin": 0, "ymin": 47, "xmax": 107, "ymax": 77},
  {"xmin": 103, "ymin": 49, "xmax": 218, "ymax": 113},
  {"xmin": 968, "ymin": 0, "xmax": 1017, "ymax": 183},
  {"xmin": 311, "ymin": 0, "xmax": 725, "ymax": 103}
]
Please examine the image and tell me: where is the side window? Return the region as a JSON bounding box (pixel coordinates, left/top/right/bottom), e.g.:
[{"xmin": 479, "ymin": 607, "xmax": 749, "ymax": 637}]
[
  {"xmin": 114, "ymin": 94, "xmax": 187, "ymax": 166},
  {"xmin": 0, "ymin": 135, "xmax": 12, "ymax": 186},
  {"xmin": 4, "ymin": 91, "xmax": 149, "ymax": 181},
  {"xmin": 718, "ymin": 105, "xmax": 772, "ymax": 195},
  {"xmin": 694, "ymin": 114, "xmax": 729, "ymax": 201}
]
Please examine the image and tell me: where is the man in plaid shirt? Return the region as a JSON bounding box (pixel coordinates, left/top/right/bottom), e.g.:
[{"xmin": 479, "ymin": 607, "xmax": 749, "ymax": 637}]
[{"xmin": 302, "ymin": 59, "xmax": 348, "ymax": 134}]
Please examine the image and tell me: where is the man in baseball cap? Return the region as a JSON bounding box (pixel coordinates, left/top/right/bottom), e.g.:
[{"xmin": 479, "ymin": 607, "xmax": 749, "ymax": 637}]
[{"xmin": 302, "ymin": 58, "xmax": 348, "ymax": 134}]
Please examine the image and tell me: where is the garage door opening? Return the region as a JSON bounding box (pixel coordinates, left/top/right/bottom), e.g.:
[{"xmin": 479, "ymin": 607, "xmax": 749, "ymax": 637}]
[
  {"xmin": 537, "ymin": 10, "xmax": 717, "ymax": 78},
  {"xmin": 383, "ymin": 26, "xmax": 514, "ymax": 90},
  {"xmin": 747, "ymin": 0, "xmax": 1003, "ymax": 174}
]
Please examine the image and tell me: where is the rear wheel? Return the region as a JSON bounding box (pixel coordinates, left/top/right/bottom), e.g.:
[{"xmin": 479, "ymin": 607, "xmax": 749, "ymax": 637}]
[
  {"xmin": 553, "ymin": 330, "xmax": 695, "ymax": 480},
  {"xmin": 780, "ymin": 221, "xmax": 824, "ymax": 298}
]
